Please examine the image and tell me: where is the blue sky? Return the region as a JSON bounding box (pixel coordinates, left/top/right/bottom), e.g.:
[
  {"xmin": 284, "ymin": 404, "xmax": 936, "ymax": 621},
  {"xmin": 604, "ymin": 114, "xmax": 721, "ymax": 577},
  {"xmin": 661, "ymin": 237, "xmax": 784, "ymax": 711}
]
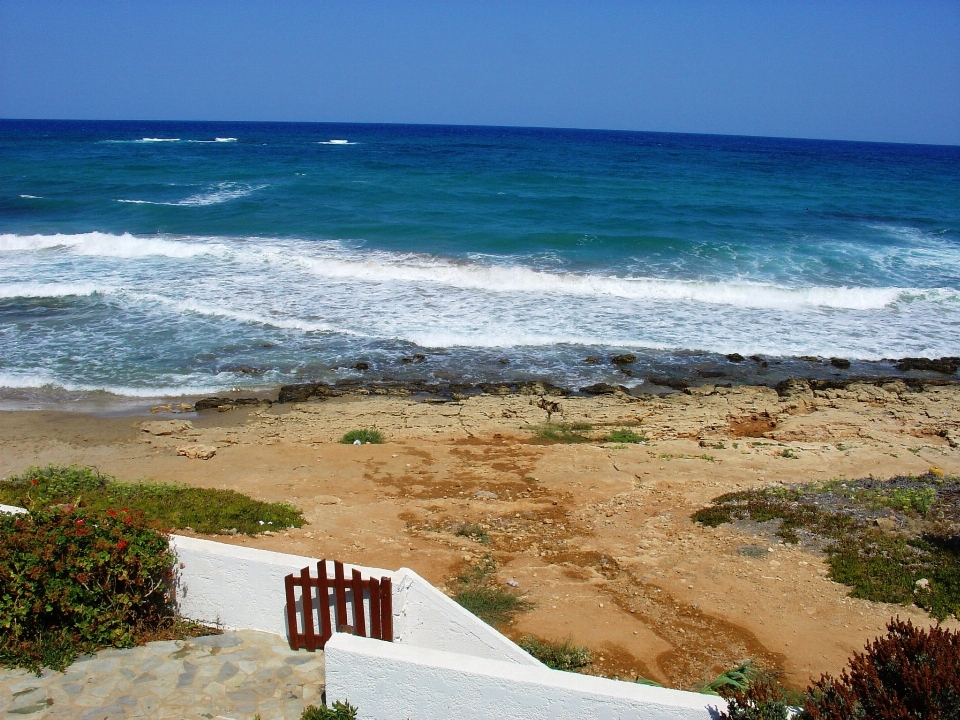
[{"xmin": 1, "ymin": 1, "xmax": 958, "ymax": 145}]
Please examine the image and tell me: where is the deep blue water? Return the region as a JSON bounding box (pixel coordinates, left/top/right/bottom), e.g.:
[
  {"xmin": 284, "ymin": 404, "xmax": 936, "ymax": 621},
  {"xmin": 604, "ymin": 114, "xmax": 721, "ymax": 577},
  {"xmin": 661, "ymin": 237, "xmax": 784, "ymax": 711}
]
[{"xmin": 2, "ymin": 120, "xmax": 959, "ymax": 402}]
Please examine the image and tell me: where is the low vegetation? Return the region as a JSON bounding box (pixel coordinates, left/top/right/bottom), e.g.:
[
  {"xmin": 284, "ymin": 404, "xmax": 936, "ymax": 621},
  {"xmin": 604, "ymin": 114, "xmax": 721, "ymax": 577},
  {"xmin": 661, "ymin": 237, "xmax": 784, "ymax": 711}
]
[
  {"xmin": 530, "ymin": 421, "xmax": 593, "ymax": 443},
  {"xmin": 451, "ymin": 556, "xmax": 532, "ymax": 625},
  {"xmin": 454, "ymin": 523, "xmax": 490, "ymax": 544},
  {"xmin": 0, "ymin": 465, "xmax": 304, "ymax": 536},
  {"xmin": 604, "ymin": 428, "xmax": 646, "ymax": 444},
  {"xmin": 692, "ymin": 471, "xmax": 960, "ymax": 620},
  {"xmin": 0, "ymin": 506, "xmax": 212, "ymax": 672},
  {"xmin": 339, "ymin": 428, "xmax": 384, "ymax": 444},
  {"xmin": 718, "ymin": 619, "xmax": 960, "ymax": 720},
  {"xmin": 301, "ymin": 701, "xmax": 358, "ymax": 720},
  {"xmin": 518, "ymin": 636, "xmax": 591, "ymax": 671}
]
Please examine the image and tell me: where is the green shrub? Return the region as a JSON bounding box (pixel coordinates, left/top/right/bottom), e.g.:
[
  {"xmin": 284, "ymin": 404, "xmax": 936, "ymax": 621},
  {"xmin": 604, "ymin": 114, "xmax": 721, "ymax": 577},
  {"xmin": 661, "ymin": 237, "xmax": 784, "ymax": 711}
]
[
  {"xmin": 605, "ymin": 428, "xmax": 645, "ymax": 444},
  {"xmin": 301, "ymin": 700, "xmax": 358, "ymax": 719},
  {"xmin": 0, "ymin": 506, "xmax": 201, "ymax": 672},
  {"xmin": 1, "ymin": 465, "xmax": 304, "ymax": 536},
  {"xmin": 339, "ymin": 429, "xmax": 384, "ymax": 444},
  {"xmin": 717, "ymin": 676, "xmax": 792, "ymax": 720},
  {"xmin": 531, "ymin": 422, "xmax": 593, "ymax": 443},
  {"xmin": 519, "ymin": 636, "xmax": 591, "ymax": 671},
  {"xmin": 701, "ymin": 661, "xmax": 763, "ymax": 695}
]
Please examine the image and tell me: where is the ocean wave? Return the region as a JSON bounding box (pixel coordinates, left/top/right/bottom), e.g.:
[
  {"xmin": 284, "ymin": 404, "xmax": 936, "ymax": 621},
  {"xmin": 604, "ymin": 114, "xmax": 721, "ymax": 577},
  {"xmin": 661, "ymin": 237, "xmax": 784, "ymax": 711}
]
[
  {"xmin": 138, "ymin": 294, "xmax": 334, "ymax": 332},
  {"xmin": 292, "ymin": 253, "xmax": 911, "ymax": 310},
  {"xmin": 0, "ymin": 232, "xmax": 224, "ymax": 258},
  {"xmin": 117, "ymin": 181, "xmax": 265, "ymax": 206},
  {"xmin": 317, "ymin": 140, "xmax": 356, "ymax": 145},
  {"xmin": 0, "ymin": 371, "xmax": 231, "ymax": 397},
  {"xmin": 139, "ymin": 138, "xmax": 180, "ymax": 143},
  {"xmin": 19, "ymin": 194, "xmax": 42, "ymax": 199},
  {"xmin": 0, "ymin": 282, "xmax": 114, "ymax": 299}
]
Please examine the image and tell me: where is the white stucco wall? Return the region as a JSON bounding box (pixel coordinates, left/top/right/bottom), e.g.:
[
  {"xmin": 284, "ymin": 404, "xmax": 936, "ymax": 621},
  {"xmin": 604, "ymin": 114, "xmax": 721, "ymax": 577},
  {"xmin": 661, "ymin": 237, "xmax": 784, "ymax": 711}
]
[
  {"xmin": 0, "ymin": 504, "xmax": 28, "ymax": 515},
  {"xmin": 170, "ymin": 535, "xmax": 538, "ymax": 665},
  {"xmin": 170, "ymin": 535, "xmax": 392, "ymax": 637},
  {"xmin": 325, "ymin": 633, "xmax": 727, "ymax": 720}
]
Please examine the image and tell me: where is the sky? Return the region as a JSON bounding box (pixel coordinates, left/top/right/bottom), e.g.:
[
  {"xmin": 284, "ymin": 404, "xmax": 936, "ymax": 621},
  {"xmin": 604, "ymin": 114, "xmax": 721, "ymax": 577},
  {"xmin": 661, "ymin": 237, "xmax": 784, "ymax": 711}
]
[{"xmin": 1, "ymin": 1, "xmax": 958, "ymax": 145}]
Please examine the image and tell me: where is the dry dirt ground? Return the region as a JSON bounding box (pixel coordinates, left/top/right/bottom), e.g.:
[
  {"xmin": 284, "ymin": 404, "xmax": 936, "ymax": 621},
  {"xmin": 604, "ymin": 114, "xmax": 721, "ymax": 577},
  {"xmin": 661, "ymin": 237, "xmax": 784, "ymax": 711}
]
[{"xmin": 3, "ymin": 380, "xmax": 960, "ymax": 691}]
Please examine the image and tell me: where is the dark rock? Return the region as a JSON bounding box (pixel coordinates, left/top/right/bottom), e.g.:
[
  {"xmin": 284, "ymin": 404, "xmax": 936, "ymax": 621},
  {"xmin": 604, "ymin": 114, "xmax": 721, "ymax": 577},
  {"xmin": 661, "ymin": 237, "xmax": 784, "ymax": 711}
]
[
  {"xmin": 223, "ymin": 365, "xmax": 262, "ymax": 375},
  {"xmin": 895, "ymin": 357, "xmax": 960, "ymax": 375},
  {"xmin": 696, "ymin": 370, "xmax": 726, "ymax": 378},
  {"xmin": 277, "ymin": 383, "xmax": 339, "ymax": 403},
  {"xmin": 647, "ymin": 376, "xmax": 689, "ymax": 391},
  {"xmin": 353, "ymin": 362, "xmax": 370, "ymax": 371},
  {"xmin": 413, "ymin": 353, "xmax": 426, "ymax": 362},
  {"xmin": 725, "ymin": 353, "xmax": 745, "ymax": 363},
  {"xmin": 499, "ymin": 358, "xmax": 509, "ymax": 364},
  {"xmin": 400, "ymin": 357, "xmax": 413, "ymax": 364},
  {"xmin": 611, "ymin": 354, "xmax": 637, "ymax": 365},
  {"xmin": 830, "ymin": 357, "xmax": 851, "ymax": 369},
  {"xmin": 799, "ymin": 356, "xmax": 821, "ymax": 363},
  {"xmin": 584, "ymin": 357, "xmax": 601, "ymax": 364},
  {"xmin": 580, "ymin": 383, "xmax": 627, "ymax": 395},
  {"xmin": 775, "ymin": 379, "xmax": 812, "ymax": 398},
  {"xmin": 195, "ymin": 397, "xmax": 270, "ymax": 411}
]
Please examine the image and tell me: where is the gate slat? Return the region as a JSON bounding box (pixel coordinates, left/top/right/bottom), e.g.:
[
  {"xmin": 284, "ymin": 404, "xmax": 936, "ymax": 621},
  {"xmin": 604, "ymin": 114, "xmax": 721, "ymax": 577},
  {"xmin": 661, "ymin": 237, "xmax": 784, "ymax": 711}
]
[
  {"xmin": 284, "ymin": 572, "xmax": 301, "ymax": 650},
  {"xmin": 368, "ymin": 577, "xmax": 382, "ymax": 639},
  {"xmin": 380, "ymin": 576, "xmax": 393, "ymax": 642},
  {"xmin": 334, "ymin": 560, "xmax": 349, "ymax": 632},
  {"xmin": 352, "ymin": 568, "xmax": 367, "ymax": 637},
  {"xmin": 317, "ymin": 561, "xmax": 332, "ymax": 644},
  {"xmin": 300, "ymin": 566, "xmax": 317, "ymax": 652}
]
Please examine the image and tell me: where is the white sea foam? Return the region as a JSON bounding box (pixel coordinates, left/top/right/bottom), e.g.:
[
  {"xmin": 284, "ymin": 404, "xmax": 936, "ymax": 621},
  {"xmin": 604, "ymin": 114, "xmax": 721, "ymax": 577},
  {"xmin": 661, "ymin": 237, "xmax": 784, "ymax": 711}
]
[
  {"xmin": 0, "ymin": 282, "xmax": 114, "ymax": 299},
  {"xmin": 0, "ymin": 232, "xmax": 224, "ymax": 258},
  {"xmin": 116, "ymin": 182, "xmax": 265, "ymax": 207},
  {"xmin": 19, "ymin": 194, "xmax": 42, "ymax": 199},
  {"xmin": 292, "ymin": 253, "xmax": 906, "ymax": 310},
  {"xmin": 0, "ymin": 371, "xmax": 228, "ymax": 397},
  {"xmin": 215, "ymin": 137, "xmax": 237, "ymax": 142},
  {"xmin": 139, "ymin": 137, "xmax": 180, "ymax": 142},
  {"xmin": 317, "ymin": 140, "xmax": 355, "ymax": 145}
]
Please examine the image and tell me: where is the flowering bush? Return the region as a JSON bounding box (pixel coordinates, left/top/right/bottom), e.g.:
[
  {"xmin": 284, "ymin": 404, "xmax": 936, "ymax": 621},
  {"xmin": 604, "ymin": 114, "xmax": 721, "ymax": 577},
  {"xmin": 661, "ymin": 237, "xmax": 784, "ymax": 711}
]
[{"xmin": 0, "ymin": 506, "xmax": 177, "ymax": 672}]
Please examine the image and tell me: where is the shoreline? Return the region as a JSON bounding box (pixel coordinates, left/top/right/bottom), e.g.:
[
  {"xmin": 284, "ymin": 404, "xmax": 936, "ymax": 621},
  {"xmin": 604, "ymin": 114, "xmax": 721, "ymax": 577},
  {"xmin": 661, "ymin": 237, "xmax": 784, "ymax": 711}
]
[
  {"xmin": 2, "ymin": 378, "xmax": 960, "ymax": 688},
  {"xmin": 1, "ymin": 351, "xmax": 958, "ymax": 415}
]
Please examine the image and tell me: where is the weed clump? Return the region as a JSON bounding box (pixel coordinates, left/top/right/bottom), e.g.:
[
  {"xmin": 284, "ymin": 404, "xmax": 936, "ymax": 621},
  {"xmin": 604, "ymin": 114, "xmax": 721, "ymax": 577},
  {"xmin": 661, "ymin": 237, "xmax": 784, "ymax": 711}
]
[
  {"xmin": 605, "ymin": 428, "xmax": 645, "ymax": 444},
  {"xmin": 339, "ymin": 428, "xmax": 384, "ymax": 444},
  {"xmin": 451, "ymin": 556, "xmax": 532, "ymax": 625},
  {"xmin": 301, "ymin": 700, "xmax": 358, "ymax": 719},
  {"xmin": 519, "ymin": 636, "xmax": 591, "ymax": 671},
  {"xmin": 1, "ymin": 465, "xmax": 304, "ymax": 536},
  {"xmin": 691, "ymin": 473, "xmax": 960, "ymax": 620},
  {"xmin": 454, "ymin": 523, "xmax": 490, "ymax": 544},
  {"xmin": 530, "ymin": 422, "xmax": 593, "ymax": 443}
]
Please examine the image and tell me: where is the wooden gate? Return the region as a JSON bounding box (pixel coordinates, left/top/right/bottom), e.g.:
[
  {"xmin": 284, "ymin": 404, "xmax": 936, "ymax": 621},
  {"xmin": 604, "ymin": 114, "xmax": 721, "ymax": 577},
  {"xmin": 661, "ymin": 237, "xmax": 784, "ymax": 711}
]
[{"xmin": 284, "ymin": 559, "xmax": 393, "ymax": 651}]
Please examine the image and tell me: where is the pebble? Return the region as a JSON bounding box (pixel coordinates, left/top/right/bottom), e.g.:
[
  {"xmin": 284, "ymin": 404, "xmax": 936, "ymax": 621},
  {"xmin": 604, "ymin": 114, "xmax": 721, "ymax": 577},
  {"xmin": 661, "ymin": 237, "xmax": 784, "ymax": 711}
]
[{"xmin": 0, "ymin": 630, "xmax": 324, "ymax": 719}]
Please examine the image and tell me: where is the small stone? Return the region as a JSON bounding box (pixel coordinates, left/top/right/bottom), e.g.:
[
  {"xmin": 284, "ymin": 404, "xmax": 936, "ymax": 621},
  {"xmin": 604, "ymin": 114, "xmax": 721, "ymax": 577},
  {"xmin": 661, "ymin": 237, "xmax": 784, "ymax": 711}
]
[
  {"xmin": 473, "ymin": 490, "xmax": 499, "ymax": 500},
  {"xmin": 141, "ymin": 420, "xmax": 192, "ymax": 435},
  {"xmin": 506, "ymin": 579, "xmax": 520, "ymax": 587},
  {"xmin": 916, "ymin": 578, "xmax": 931, "ymax": 591}
]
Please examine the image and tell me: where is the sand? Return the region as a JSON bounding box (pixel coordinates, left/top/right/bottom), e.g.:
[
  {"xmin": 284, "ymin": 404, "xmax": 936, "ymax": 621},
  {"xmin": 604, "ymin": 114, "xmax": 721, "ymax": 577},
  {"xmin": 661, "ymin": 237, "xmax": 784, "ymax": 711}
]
[{"xmin": 3, "ymin": 379, "xmax": 960, "ymax": 690}]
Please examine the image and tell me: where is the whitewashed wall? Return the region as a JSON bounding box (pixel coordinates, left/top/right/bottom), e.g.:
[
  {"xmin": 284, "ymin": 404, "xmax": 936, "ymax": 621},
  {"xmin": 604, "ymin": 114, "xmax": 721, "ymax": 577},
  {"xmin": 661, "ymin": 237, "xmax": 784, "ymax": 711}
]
[
  {"xmin": 0, "ymin": 504, "xmax": 28, "ymax": 515},
  {"xmin": 325, "ymin": 633, "xmax": 727, "ymax": 720},
  {"xmin": 170, "ymin": 535, "xmax": 537, "ymax": 665}
]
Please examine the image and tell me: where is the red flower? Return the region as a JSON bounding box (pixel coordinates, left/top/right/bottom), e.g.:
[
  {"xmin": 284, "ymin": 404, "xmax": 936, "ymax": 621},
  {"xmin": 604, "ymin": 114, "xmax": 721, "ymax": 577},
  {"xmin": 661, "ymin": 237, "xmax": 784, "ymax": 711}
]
[
  {"xmin": 106, "ymin": 509, "xmax": 117, "ymax": 518},
  {"xmin": 116, "ymin": 540, "xmax": 128, "ymax": 550},
  {"xmin": 74, "ymin": 519, "xmax": 84, "ymax": 526},
  {"xmin": 30, "ymin": 478, "xmax": 39, "ymax": 486}
]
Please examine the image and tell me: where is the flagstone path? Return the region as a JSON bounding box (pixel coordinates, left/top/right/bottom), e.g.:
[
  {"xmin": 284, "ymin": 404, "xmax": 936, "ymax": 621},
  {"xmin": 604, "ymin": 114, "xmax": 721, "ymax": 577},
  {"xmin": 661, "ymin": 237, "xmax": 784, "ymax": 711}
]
[{"xmin": 0, "ymin": 630, "xmax": 324, "ymax": 720}]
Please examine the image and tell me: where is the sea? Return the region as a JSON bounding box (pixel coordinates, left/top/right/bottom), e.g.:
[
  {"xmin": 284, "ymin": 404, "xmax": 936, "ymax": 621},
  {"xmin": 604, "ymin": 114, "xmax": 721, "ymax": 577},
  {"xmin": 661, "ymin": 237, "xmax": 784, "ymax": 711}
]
[{"xmin": 2, "ymin": 120, "xmax": 959, "ymax": 407}]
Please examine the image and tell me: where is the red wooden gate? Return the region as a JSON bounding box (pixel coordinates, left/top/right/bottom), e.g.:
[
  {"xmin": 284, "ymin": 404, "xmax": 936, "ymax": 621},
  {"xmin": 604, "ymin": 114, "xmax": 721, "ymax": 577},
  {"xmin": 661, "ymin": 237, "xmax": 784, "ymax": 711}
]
[{"xmin": 284, "ymin": 559, "xmax": 393, "ymax": 651}]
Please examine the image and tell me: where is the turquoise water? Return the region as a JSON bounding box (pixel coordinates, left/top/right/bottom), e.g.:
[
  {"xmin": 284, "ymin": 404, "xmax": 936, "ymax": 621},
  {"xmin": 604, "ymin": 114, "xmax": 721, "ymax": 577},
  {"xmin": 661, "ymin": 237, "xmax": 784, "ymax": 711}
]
[{"xmin": 2, "ymin": 120, "xmax": 959, "ymax": 401}]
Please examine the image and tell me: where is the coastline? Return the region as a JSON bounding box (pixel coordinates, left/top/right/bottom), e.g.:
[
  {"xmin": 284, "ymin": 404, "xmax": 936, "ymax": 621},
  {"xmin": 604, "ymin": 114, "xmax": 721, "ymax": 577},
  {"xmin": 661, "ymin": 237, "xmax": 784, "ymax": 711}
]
[{"xmin": 3, "ymin": 376, "xmax": 959, "ymax": 689}]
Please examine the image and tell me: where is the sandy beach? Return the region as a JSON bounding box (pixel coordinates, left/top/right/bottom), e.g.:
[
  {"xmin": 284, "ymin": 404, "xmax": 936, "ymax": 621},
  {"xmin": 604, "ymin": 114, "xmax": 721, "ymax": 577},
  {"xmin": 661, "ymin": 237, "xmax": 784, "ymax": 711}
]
[{"xmin": 3, "ymin": 378, "xmax": 959, "ymax": 690}]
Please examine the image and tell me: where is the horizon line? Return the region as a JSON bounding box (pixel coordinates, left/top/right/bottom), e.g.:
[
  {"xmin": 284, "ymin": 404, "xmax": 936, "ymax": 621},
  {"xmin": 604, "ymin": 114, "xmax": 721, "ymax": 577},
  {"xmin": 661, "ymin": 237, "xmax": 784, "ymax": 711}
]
[{"xmin": 2, "ymin": 117, "xmax": 958, "ymax": 150}]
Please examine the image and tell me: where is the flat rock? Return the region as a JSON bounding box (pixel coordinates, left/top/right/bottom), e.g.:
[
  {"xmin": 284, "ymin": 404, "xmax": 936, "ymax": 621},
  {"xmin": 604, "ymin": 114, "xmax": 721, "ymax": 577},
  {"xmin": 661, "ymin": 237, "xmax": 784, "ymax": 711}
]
[
  {"xmin": 141, "ymin": 420, "xmax": 192, "ymax": 436},
  {"xmin": 176, "ymin": 444, "xmax": 217, "ymax": 460}
]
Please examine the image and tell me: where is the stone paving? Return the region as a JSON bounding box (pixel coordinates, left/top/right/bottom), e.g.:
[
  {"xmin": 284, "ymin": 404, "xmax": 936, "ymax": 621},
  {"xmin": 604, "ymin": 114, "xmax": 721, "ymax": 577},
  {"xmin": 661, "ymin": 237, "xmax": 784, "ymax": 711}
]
[{"xmin": 0, "ymin": 631, "xmax": 324, "ymax": 720}]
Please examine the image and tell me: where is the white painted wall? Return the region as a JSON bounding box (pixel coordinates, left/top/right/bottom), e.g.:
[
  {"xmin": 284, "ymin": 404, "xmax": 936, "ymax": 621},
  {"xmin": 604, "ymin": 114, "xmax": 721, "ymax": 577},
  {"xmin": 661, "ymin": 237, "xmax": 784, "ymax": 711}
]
[
  {"xmin": 325, "ymin": 633, "xmax": 727, "ymax": 720},
  {"xmin": 0, "ymin": 504, "xmax": 28, "ymax": 515},
  {"xmin": 170, "ymin": 535, "xmax": 538, "ymax": 665}
]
